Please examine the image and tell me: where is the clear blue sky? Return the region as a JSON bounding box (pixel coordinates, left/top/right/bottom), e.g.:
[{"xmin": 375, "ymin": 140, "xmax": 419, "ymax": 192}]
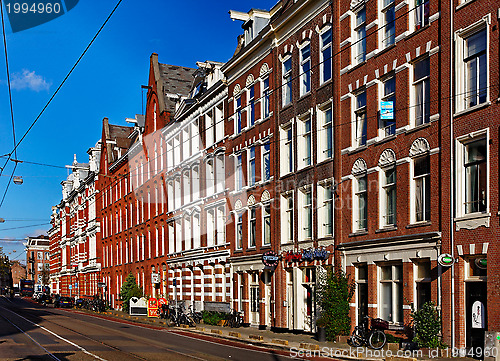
[{"xmin": 0, "ymin": 0, "xmax": 277, "ymax": 262}]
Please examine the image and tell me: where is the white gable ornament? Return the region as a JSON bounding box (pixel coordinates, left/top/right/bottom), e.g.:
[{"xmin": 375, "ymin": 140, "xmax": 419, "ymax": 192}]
[
  {"xmin": 234, "ymin": 199, "xmax": 243, "ymax": 211},
  {"xmin": 260, "ymin": 63, "xmax": 270, "ymax": 76},
  {"xmin": 261, "ymin": 190, "xmax": 271, "ymax": 202},
  {"xmin": 247, "ymin": 195, "xmax": 256, "ymax": 206},
  {"xmin": 378, "ymin": 149, "xmax": 397, "ymax": 167},
  {"xmin": 233, "ymin": 84, "xmax": 241, "ymax": 96},
  {"xmin": 246, "ymin": 74, "xmax": 254, "ymax": 86},
  {"xmin": 409, "ymin": 137, "xmax": 430, "ymax": 157},
  {"xmin": 350, "ymin": 0, "xmax": 365, "ymax": 10},
  {"xmin": 351, "ymin": 158, "xmax": 367, "ymax": 175}
]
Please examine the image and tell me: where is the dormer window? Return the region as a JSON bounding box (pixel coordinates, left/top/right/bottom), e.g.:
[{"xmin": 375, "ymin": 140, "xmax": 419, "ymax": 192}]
[{"xmin": 243, "ymin": 20, "xmax": 254, "ymax": 45}]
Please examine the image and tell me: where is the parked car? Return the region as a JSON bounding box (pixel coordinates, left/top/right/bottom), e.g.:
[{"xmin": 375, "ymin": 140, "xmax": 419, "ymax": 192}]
[{"xmin": 58, "ymin": 297, "xmax": 74, "ymax": 308}]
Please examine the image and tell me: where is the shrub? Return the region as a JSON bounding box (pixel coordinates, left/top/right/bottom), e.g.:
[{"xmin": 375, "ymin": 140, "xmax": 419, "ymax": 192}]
[
  {"xmin": 411, "ymin": 301, "xmax": 446, "ymax": 349},
  {"xmin": 202, "ymin": 311, "xmax": 226, "ymax": 325},
  {"xmin": 316, "ymin": 268, "xmax": 355, "ymax": 341},
  {"xmin": 119, "ymin": 273, "xmax": 143, "ymax": 313}
]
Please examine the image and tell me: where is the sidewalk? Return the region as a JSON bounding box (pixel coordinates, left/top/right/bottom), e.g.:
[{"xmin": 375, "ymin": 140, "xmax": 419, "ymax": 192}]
[{"xmin": 75, "ymin": 308, "xmax": 475, "ymax": 361}]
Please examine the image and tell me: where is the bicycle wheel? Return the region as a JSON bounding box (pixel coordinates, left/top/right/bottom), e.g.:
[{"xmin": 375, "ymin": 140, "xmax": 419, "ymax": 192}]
[
  {"xmin": 368, "ymin": 330, "xmax": 386, "ymax": 350},
  {"xmin": 350, "ymin": 326, "xmax": 364, "ymax": 347},
  {"xmin": 186, "ymin": 315, "xmax": 196, "ymax": 327}
]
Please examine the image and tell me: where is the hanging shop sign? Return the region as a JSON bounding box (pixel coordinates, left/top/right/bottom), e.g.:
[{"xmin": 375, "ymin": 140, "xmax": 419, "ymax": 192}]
[
  {"xmin": 151, "ymin": 273, "xmax": 160, "ymax": 284},
  {"xmin": 284, "ymin": 248, "xmax": 329, "ymax": 263},
  {"xmin": 380, "ymin": 101, "xmax": 394, "ymax": 120},
  {"xmin": 437, "ymin": 253, "xmax": 454, "ymax": 267},
  {"xmin": 262, "ymin": 251, "xmax": 280, "ymax": 267},
  {"xmin": 475, "ymin": 258, "xmax": 487, "ymax": 270}
]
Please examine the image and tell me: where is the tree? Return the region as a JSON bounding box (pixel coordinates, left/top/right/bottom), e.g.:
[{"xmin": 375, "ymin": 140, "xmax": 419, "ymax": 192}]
[
  {"xmin": 119, "ymin": 273, "xmax": 143, "ymax": 313},
  {"xmin": 316, "ymin": 268, "xmax": 355, "ymax": 341},
  {"xmin": 41, "ymin": 268, "xmax": 50, "ymax": 286}
]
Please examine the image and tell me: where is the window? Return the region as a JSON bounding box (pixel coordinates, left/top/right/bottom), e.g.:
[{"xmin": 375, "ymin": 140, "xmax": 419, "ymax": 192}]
[
  {"xmin": 414, "ymin": 260, "xmax": 431, "ymax": 309},
  {"xmin": 235, "ymin": 96, "xmax": 242, "ymax": 134},
  {"xmin": 357, "ymin": 265, "xmax": 369, "ymax": 323},
  {"xmin": 281, "ymin": 192, "xmax": 293, "ymax": 244},
  {"xmin": 262, "ymin": 77, "xmax": 270, "ymax": 119},
  {"xmin": 354, "ymin": 91, "xmax": 367, "ymax": 147},
  {"xmin": 300, "ymin": 42, "xmax": 311, "ymax": 96},
  {"xmin": 215, "ymin": 103, "xmax": 224, "ymax": 142},
  {"xmin": 248, "ymin": 85, "xmax": 255, "ymax": 127},
  {"xmin": 381, "ymin": 75, "xmax": 396, "ymax": 136},
  {"xmin": 382, "ymin": 167, "xmax": 396, "ymax": 226},
  {"xmin": 216, "ymin": 206, "xmax": 225, "ymax": 245},
  {"xmin": 301, "ymin": 188, "xmax": 313, "ymax": 240},
  {"xmin": 299, "ymin": 116, "xmax": 312, "ymax": 168},
  {"xmin": 464, "ymin": 139, "xmax": 487, "ymax": 214},
  {"xmin": 282, "ymin": 57, "xmax": 292, "ymax": 106},
  {"xmin": 380, "ymin": 265, "xmax": 403, "ymax": 323},
  {"xmin": 206, "ymin": 159, "xmax": 215, "ymax": 195},
  {"xmin": 320, "ymin": 27, "xmax": 332, "ymax": 83},
  {"xmin": 280, "ymin": 125, "xmax": 293, "ymax": 175},
  {"xmin": 354, "ymin": 175, "xmax": 367, "ymax": 231},
  {"xmin": 250, "ymin": 273, "xmax": 259, "ymax": 313},
  {"xmin": 192, "ymin": 166, "xmax": 200, "ymax": 200},
  {"xmin": 249, "ymin": 147, "xmax": 256, "ymax": 186},
  {"xmin": 413, "ymin": 57, "xmax": 430, "ymax": 125},
  {"xmin": 319, "ymin": 183, "xmax": 334, "ymax": 237},
  {"xmin": 216, "ymin": 153, "xmax": 225, "ymax": 193},
  {"xmin": 249, "ymin": 208, "xmax": 257, "ymax": 247},
  {"xmin": 413, "ymin": 155, "xmax": 430, "ymax": 222},
  {"xmin": 354, "ymin": 6, "xmax": 366, "ymax": 64},
  {"xmin": 205, "ymin": 110, "xmax": 214, "ymax": 147},
  {"xmin": 318, "ymin": 107, "xmax": 333, "ymax": 162},
  {"xmin": 464, "ymin": 29, "xmax": 487, "ymax": 108},
  {"xmin": 414, "ymin": 0, "xmax": 429, "ymax": 30},
  {"xmin": 192, "ymin": 120, "xmax": 200, "ymax": 154},
  {"xmin": 207, "ymin": 209, "xmax": 215, "ymax": 247},
  {"xmin": 236, "ymin": 154, "xmax": 243, "ymax": 191},
  {"xmin": 174, "ymin": 177, "xmax": 181, "ymax": 209},
  {"xmin": 263, "ymin": 205, "xmax": 271, "ymax": 246},
  {"xmin": 381, "ymin": 0, "xmax": 395, "ymax": 48},
  {"xmin": 183, "ymin": 127, "xmax": 190, "ymax": 160},
  {"xmin": 193, "ymin": 213, "xmax": 200, "ymax": 249},
  {"xmin": 183, "ymin": 171, "xmax": 191, "ymax": 204},
  {"xmin": 262, "ymin": 142, "xmax": 270, "ymax": 182},
  {"xmin": 236, "ymin": 213, "xmax": 243, "ymax": 249}
]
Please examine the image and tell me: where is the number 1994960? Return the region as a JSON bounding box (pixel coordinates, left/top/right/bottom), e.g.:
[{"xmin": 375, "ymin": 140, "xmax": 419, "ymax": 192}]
[{"xmin": 5, "ymin": 2, "xmax": 61, "ymax": 14}]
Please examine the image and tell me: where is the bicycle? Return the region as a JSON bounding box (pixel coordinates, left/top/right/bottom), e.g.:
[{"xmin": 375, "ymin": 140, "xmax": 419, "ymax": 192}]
[
  {"xmin": 226, "ymin": 309, "xmax": 243, "ymax": 328},
  {"xmin": 187, "ymin": 305, "xmax": 202, "ymax": 324},
  {"xmin": 350, "ymin": 316, "xmax": 388, "ymax": 350}
]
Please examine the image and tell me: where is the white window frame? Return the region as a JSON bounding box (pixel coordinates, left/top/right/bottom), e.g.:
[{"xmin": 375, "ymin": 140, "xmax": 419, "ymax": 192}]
[
  {"xmin": 353, "ymin": 174, "xmax": 367, "ymax": 231},
  {"xmin": 409, "ymin": 154, "xmax": 431, "ymax": 224},
  {"xmin": 319, "ymin": 25, "xmax": 332, "ymax": 84},
  {"xmin": 317, "ymin": 104, "xmax": 333, "ymax": 163},
  {"xmin": 298, "ymin": 113, "xmax": 312, "ymax": 170},
  {"xmin": 248, "ymin": 207, "xmax": 257, "ymax": 248},
  {"xmin": 282, "ymin": 55, "xmax": 292, "ymax": 106},
  {"xmin": 262, "ymin": 141, "xmax": 271, "ymax": 182},
  {"xmin": 248, "ymin": 147, "xmax": 256, "ymax": 186},
  {"xmin": 299, "ymin": 41, "xmax": 311, "ymax": 96},
  {"xmin": 410, "ymin": 56, "xmax": 430, "ymax": 127},
  {"xmin": 248, "ymin": 84, "xmax": 255, "ymax": 127},
  {"xmin": 262, "ymin": 204, "xmax": 271, "ymax": 246},
  {"xmin": 280, "ymin": 123, "xmax": 294, "ymax": 176},
  {"xmin": 378, "ymin": 264, "xmax": 404, "ymax": 324},
  {"xmin": 455, "ymin": 128, "xmax": 490, "ymax": 218},
  {"xmin": 352, "ymin": 5, "xmax": 366, "ymax": 65},
  {"xmin": 318, "ymin": 181, "xmax": 334, "ymax": 238},
  {"xmin": 299, "ymin": 186, "xmax": 313, "ymax": 241},
  {"xmin": 352, "ymin": 90, "xmax": 367, "ymax": 148},
  {"xmin": 454, "ymin": 16, "xmax": 490, "ymax": 113},
  {"xmin": 379, "ymin": 165, "xmax": 397, "ymax": 228},
  {"xmin": 235, "ymin": 154, "xmax": 243, "ymax": 191},
  {"xmin": 261, "ymin": 77, "xmax": 270, "ymax": 119},
  {"xmin": 236, "ymin": 212, "xmax": 243, "ymax": 250},
  {"xmin": 379, "ymin": 0, "xmax": 395, "ymax": 49},
  {"xmin": 235, "ymin": 95, "xmax": 242, "ymax": 134},
  {"xmin": 215, "ymin": 103, "xmax": 224, "ymax": 143},
  {"xmin": 379, "ymin": 74, "xmax": 396, "ymax": 137},
  {"xmin": 280, "ymin": 191, "xmax": 294, "ymax": 244}
]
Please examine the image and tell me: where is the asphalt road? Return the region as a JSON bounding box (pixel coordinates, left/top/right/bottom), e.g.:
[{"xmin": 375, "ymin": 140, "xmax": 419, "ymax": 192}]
[{"xmin": 0, "ymin": 296, "xmax": 299, "ymax": 361}]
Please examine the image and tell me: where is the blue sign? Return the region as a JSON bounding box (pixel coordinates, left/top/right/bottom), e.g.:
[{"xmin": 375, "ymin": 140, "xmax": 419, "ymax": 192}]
[
  {"xmin": 69, "ymin": 285, "xmax": 72, "ymax": 290},
  {"xmin": 74, "ymin": 283, "xmax": 78, "ymax": 288},
  {"xmin": 380, "ymin": 101, "xmax": 394, "ymax": 120}
]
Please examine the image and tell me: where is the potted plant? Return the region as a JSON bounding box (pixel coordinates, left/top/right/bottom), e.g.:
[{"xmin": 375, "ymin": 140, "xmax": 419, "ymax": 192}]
[{"xmin": 316, "ymin": 317, "xmax": 327, "ymax": 342}]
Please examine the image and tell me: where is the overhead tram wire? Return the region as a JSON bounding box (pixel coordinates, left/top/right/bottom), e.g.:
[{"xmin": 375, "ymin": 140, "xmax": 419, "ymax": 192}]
[
  {"xmin": 0, "ymin": 0, "xmax": 18, "ymax": 177},
  {"xmin": 0, "ymin": 0, "xmax": 124, "ymax": 208}
]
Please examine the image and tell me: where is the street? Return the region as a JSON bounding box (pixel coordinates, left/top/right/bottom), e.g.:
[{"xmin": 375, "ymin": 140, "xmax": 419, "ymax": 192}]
[{"xmin": 0, "ymin": 297, "xmax": 298, "ymax": 361}]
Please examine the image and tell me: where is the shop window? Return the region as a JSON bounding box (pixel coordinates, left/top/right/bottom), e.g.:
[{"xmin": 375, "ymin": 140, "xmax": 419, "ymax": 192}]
[
  {"xmin": 415, "ymin": 260, "xmax": 432, "ymax": 309},
  {"xmin": 380, "ymin": 264, "xmax": 403, "ymax": 323},
  {"xmin": 357, "ymin": 265, "xmax": 368, "ymax": 322}
]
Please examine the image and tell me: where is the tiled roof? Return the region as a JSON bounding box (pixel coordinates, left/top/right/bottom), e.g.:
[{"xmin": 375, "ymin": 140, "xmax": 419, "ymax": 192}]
[{"xmin": 158, "ymin": 63, "xmax": 196, "ymax": 114}]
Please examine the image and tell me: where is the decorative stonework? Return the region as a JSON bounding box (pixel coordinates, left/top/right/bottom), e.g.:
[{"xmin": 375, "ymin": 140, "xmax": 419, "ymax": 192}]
[
  {"xmin": 350, "ymin": 0, "xmax": 365, "ymax": 10},
  {"xmin": 247, "ymin": 195, "xmax": 256, "ymax": 206},
  {"xmin": 409, "ymin": 138, "xmax": 430, "ymax": 157},
  {"xmin": 378, "ymin": 149, "xmax": 397, "ymax": 167},
  {"xmin": 246, "ymin": 74, "xmax": 254, "ymax": 86},
  {"xmin": 233, "ymin": 84, "xmax": 241, "ymax": 96},
  {"xmin": 260, "ymin": 63, "xmax": 269, "ymax": 76},
  {"xmin": 234, "ymin": 199, "xmax": 243, "ymax": 210},
  {"xmin": 351, "ymin": 158, "xmax": 367, "ymax": 175},
  {"xmin": 261, "ymin": 190, "xmax": 271, "ymax": 202}
]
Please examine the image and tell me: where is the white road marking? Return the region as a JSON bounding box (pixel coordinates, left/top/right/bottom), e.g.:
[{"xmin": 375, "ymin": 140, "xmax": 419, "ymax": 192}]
[
  {"xmin": 0, "ymin": 311, "xmax": 61, "ymax": 361},
  {"xmin": 0, "ymin": 304, "xmax": 108, "ymax": 361}
]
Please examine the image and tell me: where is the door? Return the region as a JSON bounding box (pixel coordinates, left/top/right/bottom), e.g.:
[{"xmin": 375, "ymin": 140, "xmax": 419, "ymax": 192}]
[
  {"xmin": 250, "ymin": 273, "xmax": 260, "ymax": 325},
  {"xmin": 287, "ymin": 270, "xmax": 294, "ymax": 330},
  {"xmin": 466, "ymin": 282, "xmax": 487, "ymax": 354}
]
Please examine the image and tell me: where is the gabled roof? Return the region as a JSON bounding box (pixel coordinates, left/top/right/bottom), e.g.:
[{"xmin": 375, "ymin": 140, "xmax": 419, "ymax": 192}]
[
  {"xmin": 158, "ymin": 63, "xmax": 196, "ymax": 114},
  {"xmin": 102, "ymin": 118, "xmax": 134, "ymax": 164}
]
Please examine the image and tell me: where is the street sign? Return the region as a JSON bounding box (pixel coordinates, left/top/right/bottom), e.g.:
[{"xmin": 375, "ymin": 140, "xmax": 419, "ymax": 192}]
[
  {"xmin": 151, "ymin": 273, "xmax": 160, "ymax": 284},
  {"xmin": 147, "ymin": 298, "xmax": 159, "ymax": 318},
  {"xmin": 262, "ymin": 251, "xmax": 279, "ymax": 267},
  {"xmin": 97, "ymin": 282, "xmax": 106, "ymax": 288},
  {"xmin": 69, "ymin": 285, "xmax": 72, "ymax": 290}
]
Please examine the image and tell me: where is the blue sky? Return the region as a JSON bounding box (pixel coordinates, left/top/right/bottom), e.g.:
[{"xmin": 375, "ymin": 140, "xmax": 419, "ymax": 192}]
[{"xmin": 0, "ymin": 0, "xmax": 277, "ymax": 262}]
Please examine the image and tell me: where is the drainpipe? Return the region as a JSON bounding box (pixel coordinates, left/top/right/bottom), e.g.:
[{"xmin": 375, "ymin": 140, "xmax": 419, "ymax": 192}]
[{"xmin": 449, "ymin": 0, "xmax": 455, "ymax": 349}]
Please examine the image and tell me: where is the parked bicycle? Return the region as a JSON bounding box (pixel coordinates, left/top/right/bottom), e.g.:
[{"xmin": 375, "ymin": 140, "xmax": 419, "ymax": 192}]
[
  {"xmin": 167, "ymin": 304, "xmax": 196, "ymax": 327},
  {"xmin": 187, "ymin": 305, "xmax": 202, "ymax": 324},
  {"xmin": 350, "ymin": 316, "xmax": 388, "ymax": 350},
  {"xmin": 225, "ymin": 309, "xmax": 243, "ymax": 328}
]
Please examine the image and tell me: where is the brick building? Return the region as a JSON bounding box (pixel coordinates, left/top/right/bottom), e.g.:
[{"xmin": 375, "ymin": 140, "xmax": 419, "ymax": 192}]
[
  {"xmin": 10, "ymin": 260, "xmax": 26, "ymax": 288},
  {"xmin": 48, "ymin": 146, "xmax": 102, "ymax": 298},
  {"xmin": 25, "ymin": 236, "xmax": 50, "ymax": 287}
]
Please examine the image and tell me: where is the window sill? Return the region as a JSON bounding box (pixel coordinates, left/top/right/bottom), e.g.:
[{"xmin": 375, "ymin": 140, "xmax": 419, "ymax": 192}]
[
  {"xmin": 234, "ymin": 250, "xmax": 243, "ymax": 254},
  {"xmin": 374, "ymin": 134, "xmax": 396, "ymax": 145},
  {"xmin": 349, "ymin": 230, "xmax": 368, "ymax": 237},
  {"xmin": 317, "ymin": 157, "xmax": 334, "ymax": 166},
  {"xmin": 456, "ymin": 0, "xmax": 476, "ymax": 11},
  {"xmin": 319, "ymin": 78, "xmax": 333, "ymax": 88},
  {"xmin": 454, "ymin": 101, "xmax": 491, "ymax": 118},
  {"xmin": 406, "ymin": 221, "xmax": 432, "ymax": 229},
  {"xmin": 281, "ymin": 102, "xmax": 293, "ymax": 111},
  {"xmin": 405, "ymin": 121, "xmax": 431, "ymax": 135},
  {"xmin": 347, "ymin": 145, "xmax": 368, "ymax": 155},
  {"xmin": 454, "ymin": 212, "xmax": 490, "ymax": 230},
  {"xmin": 299, "ymin": 91, "xmax": 311, "ymax": 100},
  {"xmin": 260, "ymin": 245, "xmax": 272, "ymax": 250},
  {"xmin": 246, "ymin": 247, "xmax": 256, "ymax": 251},
  {"xmin": 376, "ymin": 226, "xmax": 397, "ymax": 233}
]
